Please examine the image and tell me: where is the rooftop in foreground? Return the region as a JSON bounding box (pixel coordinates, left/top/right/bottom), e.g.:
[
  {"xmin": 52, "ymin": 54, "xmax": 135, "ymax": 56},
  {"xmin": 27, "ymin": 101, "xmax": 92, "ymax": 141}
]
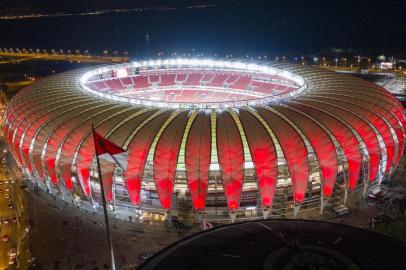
[{"xmin": 140, "ymin": 219, "xmax": 406, "ymax": 270}]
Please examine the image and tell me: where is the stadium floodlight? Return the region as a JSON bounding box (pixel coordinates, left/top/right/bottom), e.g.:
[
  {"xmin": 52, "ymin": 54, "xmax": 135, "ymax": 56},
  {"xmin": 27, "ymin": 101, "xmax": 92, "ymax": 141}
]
[
  {"xmin": 247, "ymin": 63, "xmax": 258, "ymax": 71},
  {"xmin": 232, "ymin": 62, "xmax": 246, "ymax": 70},
  {"xmin": 116, "ymin": 68, "xmax": 128, "ymax": 78},
  {"xmin": 226, "ymin": 61, "xmax": 233, "ymax": 68},
  {"xmin": 212, "ymin": 60, "xmax": 219, "ymax": 68},
  {"xmin": 190, "ymin": 59, "xmax": 200, "ymax": 66},
  {"xmin": 200, "ymin": 59, "xmax": 208, "ymax": 66},
  {"xmin": 175, "ymin": 58, "xmax": 184, "ymax": 66}
]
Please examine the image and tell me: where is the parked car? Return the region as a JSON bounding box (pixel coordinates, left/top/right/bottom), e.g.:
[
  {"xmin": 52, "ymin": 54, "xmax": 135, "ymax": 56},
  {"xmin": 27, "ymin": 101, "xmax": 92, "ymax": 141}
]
[
  {"xmin": 139, "ymin": 253, "xmax": 155, "ymax": 263},
  {"xmin": 372, "ymin": 214, "xmax": 392, "ymax": 225},
  {"xmin": 332, "ymin": 205, "xmax": 349, "ymax": 216},
  {"xmin": 8, "ymin": 248, "xmax": 16, "ymax": 259},
  {"xmin": 368, "ymin": 186, "xmax": 383, "ymax": 200}
]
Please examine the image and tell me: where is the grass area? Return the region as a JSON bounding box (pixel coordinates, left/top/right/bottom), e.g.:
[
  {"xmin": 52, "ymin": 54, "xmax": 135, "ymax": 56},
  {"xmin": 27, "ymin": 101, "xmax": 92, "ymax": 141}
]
[{"xmin": 374, "ymin": 215, "xmax": 406, "ymax": 242}]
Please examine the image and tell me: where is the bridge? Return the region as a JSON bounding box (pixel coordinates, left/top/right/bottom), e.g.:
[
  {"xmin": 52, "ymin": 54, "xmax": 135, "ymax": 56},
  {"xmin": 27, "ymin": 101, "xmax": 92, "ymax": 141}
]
[{"xmin": 0, "ymin": 48, "xmax": 129, "ymax": 64}]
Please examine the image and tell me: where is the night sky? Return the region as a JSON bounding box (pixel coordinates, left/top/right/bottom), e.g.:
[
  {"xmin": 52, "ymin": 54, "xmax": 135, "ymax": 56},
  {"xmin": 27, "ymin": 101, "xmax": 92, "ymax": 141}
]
[{"xmin": 0, "ymin": 0, "xmax": 405, "ymax": 57}]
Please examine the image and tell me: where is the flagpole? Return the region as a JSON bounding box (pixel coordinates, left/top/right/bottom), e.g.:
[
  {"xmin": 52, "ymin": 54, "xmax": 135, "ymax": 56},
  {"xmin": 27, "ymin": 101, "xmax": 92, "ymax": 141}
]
[
  {"xmin": 92, "ymin": 125, "xmax": 116, "ymax": 270},
  {"xmin": 107, "ymin": 150, "xmax": 121, "ymax": 224}
]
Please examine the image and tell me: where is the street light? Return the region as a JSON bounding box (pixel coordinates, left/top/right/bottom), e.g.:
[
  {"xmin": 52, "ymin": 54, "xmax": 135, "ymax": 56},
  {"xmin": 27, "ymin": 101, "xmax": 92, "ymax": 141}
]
[{"xmin": 343, "ymin": 58, "xmax": 347, "ymax": 67}]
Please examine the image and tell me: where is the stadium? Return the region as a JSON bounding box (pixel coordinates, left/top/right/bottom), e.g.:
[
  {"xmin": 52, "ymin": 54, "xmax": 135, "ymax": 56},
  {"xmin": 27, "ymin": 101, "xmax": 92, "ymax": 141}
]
[{"xmin": 4, "ymin": 59, "xmax": 406, "ymax": 220}]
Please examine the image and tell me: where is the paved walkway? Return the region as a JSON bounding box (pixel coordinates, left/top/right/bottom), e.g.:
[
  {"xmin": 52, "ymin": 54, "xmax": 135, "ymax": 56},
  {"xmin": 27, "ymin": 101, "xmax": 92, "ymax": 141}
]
[{"xmin": 26, "ymin": 188, "xmax": 197, "ymax": 269}]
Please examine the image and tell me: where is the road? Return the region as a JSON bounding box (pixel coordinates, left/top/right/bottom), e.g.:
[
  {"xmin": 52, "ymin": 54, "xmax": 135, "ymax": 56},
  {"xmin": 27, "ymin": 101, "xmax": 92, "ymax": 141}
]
[
  {"xmin": 0, "ymin": 176, "xmax": 18, "ymax": 269},
  {"xmin": 0, "ymin": 140, "xmax": 17, "ymax": 269},
  {"xmin": 0, "ymin": 139, "xmax": 30, "ymax": 269}
]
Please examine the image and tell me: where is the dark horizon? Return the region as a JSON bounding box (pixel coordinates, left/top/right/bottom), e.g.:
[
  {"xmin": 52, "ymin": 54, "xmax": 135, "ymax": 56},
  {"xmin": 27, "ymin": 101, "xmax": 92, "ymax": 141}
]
[{"xmin": 0, "ymin": 0, "xmax": 405, "ymax": 58}]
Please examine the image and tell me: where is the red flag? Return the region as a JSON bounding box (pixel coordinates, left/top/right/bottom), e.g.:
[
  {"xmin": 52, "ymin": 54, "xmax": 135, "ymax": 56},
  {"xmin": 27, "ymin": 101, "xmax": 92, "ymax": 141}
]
[{"xmin": 93, "ymin": 130, "xmax": 128, "ymax": 170}]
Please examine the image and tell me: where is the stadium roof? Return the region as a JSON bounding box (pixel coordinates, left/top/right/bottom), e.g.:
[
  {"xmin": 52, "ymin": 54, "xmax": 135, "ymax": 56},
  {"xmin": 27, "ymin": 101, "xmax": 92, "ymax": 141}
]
[{"xmin": 4, "ymin": 60, "xmax": 405, "ymax": 214}]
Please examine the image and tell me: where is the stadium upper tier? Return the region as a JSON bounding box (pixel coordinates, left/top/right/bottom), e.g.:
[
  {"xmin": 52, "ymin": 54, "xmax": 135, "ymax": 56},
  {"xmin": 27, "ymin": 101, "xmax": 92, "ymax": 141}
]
[
  {"xmin": 80, "ymin": 59, "xmax": 305, "ymax": 109},
  {"xmin": 4, "ymin": 59, "xmax": 406, "ymax": 214}
]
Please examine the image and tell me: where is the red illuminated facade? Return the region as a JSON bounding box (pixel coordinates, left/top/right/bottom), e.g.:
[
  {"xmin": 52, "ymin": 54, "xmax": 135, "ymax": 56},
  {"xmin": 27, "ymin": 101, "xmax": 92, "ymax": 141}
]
[{"xmin": 4, "ymin": 60, "xmax": 405, "ymax": 216}]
